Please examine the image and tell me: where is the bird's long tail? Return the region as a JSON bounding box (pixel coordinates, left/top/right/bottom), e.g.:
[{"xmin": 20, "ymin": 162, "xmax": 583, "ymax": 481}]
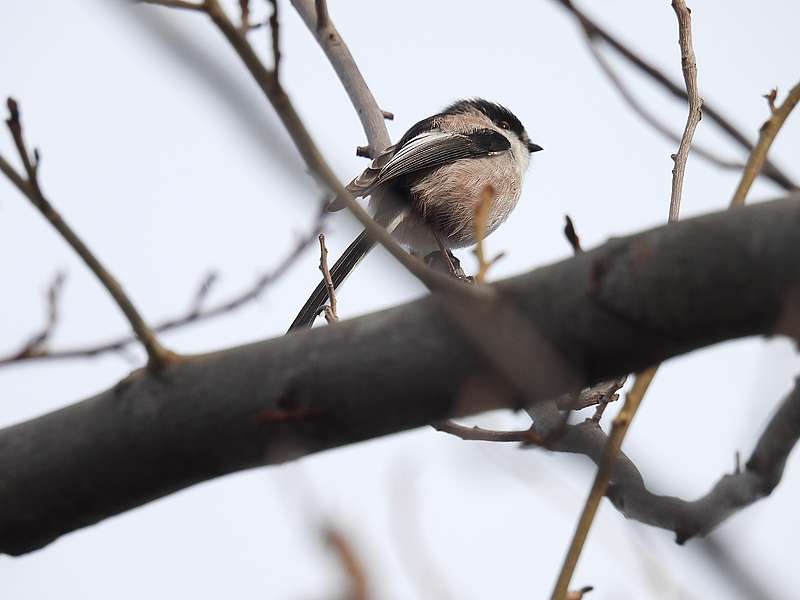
[{"xmin": 287, "ymin": 229, "xmax": 377, "ymax": 331}]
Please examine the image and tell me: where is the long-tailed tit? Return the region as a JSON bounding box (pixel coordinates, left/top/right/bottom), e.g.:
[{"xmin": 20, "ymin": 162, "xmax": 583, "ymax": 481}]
[{"xmin": 289, "ymin": 98, "xmax": 542, "ymax": 331}]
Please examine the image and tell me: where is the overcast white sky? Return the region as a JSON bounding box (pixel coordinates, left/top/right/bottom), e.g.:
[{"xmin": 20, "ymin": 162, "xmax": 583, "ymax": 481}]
[{"xmin": 2, "ymin": 1, "xmax": 799, "ymax": 598}]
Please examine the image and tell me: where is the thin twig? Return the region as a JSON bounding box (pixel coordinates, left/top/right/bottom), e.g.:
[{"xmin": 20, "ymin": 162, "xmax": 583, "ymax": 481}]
[
  {"xmin": 555, "ymin": 0, "xmax": 797, "ymax": 191},
  {"xmin": 472, "ymin": 184, "xmax": 504, "ymax": 283},
  {"xmin": 138, "ymin": 0, "xmax": 205, "ymax": 11},
  {"xmin": 237, "ymin": 0, "xmax": 250, "ymax": 33},
  {"xmin": 2, "ymin": 98, "xmax": 176, "ymax": 371},
  {"xmin": 433, "ymin": 420, "xmax": 548, "ymax": 445},
  {"xmin": 668, "ymin": 0, "xmax": 703, "ymax": 223},
  {"xmin": 318, "ymin": 233, "xmax": 338, "ymax": 323},
  {"xmin": 325, "ymin": 526, "xmax": 369, "ymax": 600},
  {"xmin": 267, "ymin": 0, "xmax": 281, "ymax": 78},
  {"xmin": 0, "ymin": 202, "xmax": 327, "ymax": 367},
  {"xmin": 6, "ymin": 272, "xmax": 66, "ymax": 361},
  {"xmin": 551, "ymin": 367, "xmax": 657, "ymax": 600},
  {"xmin": 563, "ymin": 215, "xmax": 582, "ymax": 255},
  {"xmin": 730, "ymin": 81, "xmax": 800, "ymax": 207}
]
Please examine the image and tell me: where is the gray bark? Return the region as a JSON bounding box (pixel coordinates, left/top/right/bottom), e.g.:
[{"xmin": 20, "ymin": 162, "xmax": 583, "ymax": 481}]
[{"xmin": 1, "ymin": 198, "xmax": 799, "ymax": 556}]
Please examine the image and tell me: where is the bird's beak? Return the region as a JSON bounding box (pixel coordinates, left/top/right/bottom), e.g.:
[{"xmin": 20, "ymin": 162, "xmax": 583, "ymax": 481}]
[{"xmin": 527, "ymin": 142, "xmax": 543, "ymax": 153}]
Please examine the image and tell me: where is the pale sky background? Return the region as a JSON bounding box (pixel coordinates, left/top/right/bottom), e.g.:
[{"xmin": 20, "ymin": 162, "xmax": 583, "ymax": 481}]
[{"xmin": 2, "ymin": 1, "xmax": 799, "ymax": 598}]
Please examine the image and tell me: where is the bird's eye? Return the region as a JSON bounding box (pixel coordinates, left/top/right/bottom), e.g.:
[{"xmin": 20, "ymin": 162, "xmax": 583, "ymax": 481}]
[{"xmin": 498, "ymin": 120, "xmax": 510, "ymax": 130}]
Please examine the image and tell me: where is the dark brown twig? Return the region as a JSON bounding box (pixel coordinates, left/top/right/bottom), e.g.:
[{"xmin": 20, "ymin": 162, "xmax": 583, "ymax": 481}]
[
  {"xmin": 267, "ymin": 0, "xmax": 281, "ymax": 78},
  {"xmin": 1, "ymin": 98, "xmax": 176, "ymax": 371},
  {"xmin": 164, "ymin": 0, "xmax": 478, "ymax": 299},
  {"xmin": 563, "ymin": 215, "xmax": 582, "ymax": 254},
  {"xmin": 313, "ymin": 0, "xmax": 329, "ymax": 31},
  {"xmin": 5, "ymin": 272, "xmax": 66, "ymax": 362},
  {"xmin": 668, "ymin": 0, "xmax": 703, "ymax": 222},
  {"xmin": 139, "ymin": 0, "xmax": 205, "ymax": 11}
]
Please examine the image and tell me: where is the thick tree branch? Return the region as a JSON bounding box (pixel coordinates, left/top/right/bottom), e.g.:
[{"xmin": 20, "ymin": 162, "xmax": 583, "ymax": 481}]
[{"xmin": 1, "ymin": 200, "xmax": 800, "ymax": 556}]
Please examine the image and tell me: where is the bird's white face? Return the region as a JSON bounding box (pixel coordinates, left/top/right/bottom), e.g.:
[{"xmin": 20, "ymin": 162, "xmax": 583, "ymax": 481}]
[{"xmin": 502, "ymin": 129, "xmax": 532, "ymax": 178}]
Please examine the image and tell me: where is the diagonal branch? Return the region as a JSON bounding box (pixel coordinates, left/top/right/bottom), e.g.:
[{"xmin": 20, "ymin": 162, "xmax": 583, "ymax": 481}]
[
  {"xmin": 555, "ymin": 0, "xmax": 797, "ymax": 192},
  {"xmin": 730, "ymin": 81, "xmax": 800, "ymax": 206},
  {"xmin": 1, "ymin": 99, "xmax": 176, "ymax": 371}
]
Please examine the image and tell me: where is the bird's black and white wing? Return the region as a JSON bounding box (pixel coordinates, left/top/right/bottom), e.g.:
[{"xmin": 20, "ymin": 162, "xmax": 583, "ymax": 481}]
[{"xmin": 327, "ymin": 128, "xmax": 510, "ymax": 211}]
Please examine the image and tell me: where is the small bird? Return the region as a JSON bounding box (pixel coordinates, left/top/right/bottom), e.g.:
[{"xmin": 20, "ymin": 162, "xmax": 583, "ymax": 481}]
[{"xmin": 288, "ymin": 98, "xmax": 542, "ymax": 331}]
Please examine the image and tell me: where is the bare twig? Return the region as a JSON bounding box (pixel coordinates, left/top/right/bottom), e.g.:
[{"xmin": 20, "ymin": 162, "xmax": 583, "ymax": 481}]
[
  {"xmin": 433, "ymin": 420, "xmax": 548, "ymax": 445},
  {"xmin": 763, "ymin": 88, "xmax": 778, "ymax": 115},
  {"xmin": 730, "ymin": 81, "xmax": 800, "ymax": 206},
  {"xmin": 138, "ymin": 0, "xmax": 204, "ymax": 11},
  {"xmin": 0, "ymin": 202, "xmax": 327, "ymax": 367},
  {"xmin": 472, "ymin": 184, "xmax": 504, "ymax": 283},
  {"xmin": 188, "ymin": 271, "xmax": 219, "ymax": 315},
  {"xmin": 4, "ymin": 272, "xmax": 66, "ymax": 362},
  {"xmin": 566, "ymin": 587, "xmax": 594, "ymax": 600},
  {"xmin": 292, "ymin": 0, "xmax": 391, "ymax": 159},
  {"xmin": 318, "ymin": 233, "xmax": 338, "ymax": 323},
  {"xmin": 267, "ymin": 0, "xmax": 281, "ymax": 78},
  {"xmin": 325, "ymin": 526, "xmax": 369, "ymax": 600},
  {"xmin": 668, "ymin": 0, "xmax": 703, "ymax": 222},
  {"xmin": 551, "ymin": 367, "xmax": 657, "ymax": 600},
  {"xmin": 1, "ymin": 98, "xmax": 176, "ymax": 371},
  {"xmin": 563, "ymin": 215, "xmax": 582, "ymax": 254},
  {"xmin": 555, "ymin": 0, "xmax": 797, "ymax": 191}
]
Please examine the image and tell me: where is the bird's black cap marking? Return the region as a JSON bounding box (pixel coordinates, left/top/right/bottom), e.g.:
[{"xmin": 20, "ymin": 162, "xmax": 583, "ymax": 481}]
[{"xmin": 443, "ymin": 98, "xmax": 526, "ymax": 138}]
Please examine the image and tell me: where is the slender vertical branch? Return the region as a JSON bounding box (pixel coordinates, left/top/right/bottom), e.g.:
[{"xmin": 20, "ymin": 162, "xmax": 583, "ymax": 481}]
[
  {"xmin": 318, "ymin": 234, "xmax": 338, "ymax": 323},
  {"xmin": 551, "ymin": 368, "xmax": 658, "ymax": 600},
  {"xmin": 2, "ymin": 98, "xmax": 176, "ymax": 371},
  {"xmin": 668, "ymin": 0, "xmax": 703, "ymax": 222},
  {"xmin": 730, "ymin": 81, "xmax": 800, "ymax": 207}
]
